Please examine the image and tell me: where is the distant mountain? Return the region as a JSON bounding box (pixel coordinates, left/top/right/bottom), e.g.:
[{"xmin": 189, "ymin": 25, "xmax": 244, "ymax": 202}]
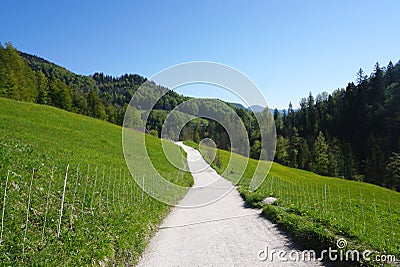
[
  {"xmin": 229, "ymin": 103, "xmax": 266, "ymax": 113},
  {"xmin": 230, "ymin": 103, "xmax": 287, "ymax": 115},
  {"xmin": 247, "ymin": 105, "xmax": 265, "ymax": 113},
  {"xmin": 271, "ymin": 108, "xmax": 287, "ymax": 115}
]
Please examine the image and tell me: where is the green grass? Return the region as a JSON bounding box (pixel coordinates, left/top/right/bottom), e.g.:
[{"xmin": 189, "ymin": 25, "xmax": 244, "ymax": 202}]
[
  {"xmin": 189, "ymin": 141, "xmax": 400, "ymax": 265},
  {"xmin": 0, "ymin": 97, "xmax": 193, "ymax": 265}
]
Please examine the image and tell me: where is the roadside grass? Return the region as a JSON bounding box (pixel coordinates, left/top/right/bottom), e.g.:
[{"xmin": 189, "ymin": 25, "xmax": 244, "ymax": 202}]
[
  {"xmin": 186, "ymin": 141, "xmax": 400, "ymax": 265},
  {"xmin": 0, "ymin": 97, "xmax": 193, "ymax": 265}
]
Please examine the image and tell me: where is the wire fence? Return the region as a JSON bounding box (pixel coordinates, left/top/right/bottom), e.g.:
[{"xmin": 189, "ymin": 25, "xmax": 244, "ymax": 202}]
[
  {"xmin": 262, "ymin": 175, "xmax": 399, "ymax": 254},
  {"xmin": 0, "ymin": 163, "xmax": 165, "ymax": 263},
  {"xmin": 0, "ymin": 163, "xmax": 398, "ymax": 262}
]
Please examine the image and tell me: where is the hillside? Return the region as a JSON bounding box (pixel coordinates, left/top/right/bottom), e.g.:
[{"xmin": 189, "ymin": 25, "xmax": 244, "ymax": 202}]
[
  {"xmin": 190, "ymin": 141, "xmax": 400, "ymax": 263},
  {"xmin": 0, "ymin": 42, "xmax": 189, "ymax": 124},
  {"xmin": 0, "ymin": 43, "xmax": 259, "ymax": 156},
  {"xmin": 0, "ymin": 97, "xmax": 193, "ymax": 265}
]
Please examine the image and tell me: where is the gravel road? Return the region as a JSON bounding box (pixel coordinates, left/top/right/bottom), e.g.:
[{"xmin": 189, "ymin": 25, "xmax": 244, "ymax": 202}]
[{"xmin": 136, "ymin": 143, "xmax": 325, "ymax": 267}]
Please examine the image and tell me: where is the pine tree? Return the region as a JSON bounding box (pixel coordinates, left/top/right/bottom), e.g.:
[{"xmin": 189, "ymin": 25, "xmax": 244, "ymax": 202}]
[
  {"xmin": 325, "ymin": 138, "xmax": 340, "ymax": 177},
  {"xmin": 385, "ymin": 152, "xmax": 400, "ymax": 190},
  {"xmin": 339, "ymin": 142, "xmax": 356, "ymax": 180},
  {"xmin": 370, "ymin": 62, "xmax": 385, "ymax": 108},
  {"xmin": 312, "ymin": 131, "xmax": 329, "ymax": 175},
  {"xmin": 36, "ymin": 71, "xmax": 50, "ymax": 104},
  {"xmin": 365, "ymin": 137, "xmax": 385, "ymax": 185},
  {"xmin": 86, "ymin": 90, "xmax": 107, "ymax": 120},
  {"xmin": 385, "ymin": 61, "xmax": 395, "ymax": 85},
  {"xmin": 124, "ymin": 105, "xmax": 142, "ymax": 128},
  {"xmin": 214, "ymin": 150, "xmax": 222, "ymax": 169},
  {"xmin": 49, "ymin": 78, "xmax": 72, "ymax": 111},
  {"xmin": 0, "ymin": 43, "xmax": 38, "ymax": 101},
  {"xmin": 297, "ymin": 138, "xmax": 311, "ymax": 170},
  {"xmin": 250, "ymin": 140, "xmax": 261, "ymax": 159},
  {"xmin": 275, "ymin": 136, "xmax": 289, "ymax": 165},
  {"xmin": 356, "ymin": 68, "xmax": 367, "ymax": 85},
  {"xmin": 288, "ymin": 126, "xmax": 300, "ymax": 168}
]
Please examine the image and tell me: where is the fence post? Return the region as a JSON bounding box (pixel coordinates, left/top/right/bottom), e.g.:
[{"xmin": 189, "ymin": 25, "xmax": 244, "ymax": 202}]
[
  {"xmin": 388, "ymin": 194, "xmax": 395, "ymax": 246},
  {"xmin": 82, "ymin": 164, "xmax": 90, "ymax": 215},
  {"xmin": 41, "ymin": 166, "xmax": 54, "ymax": 244},
  {"xmin": 57, "ymin": 165, "xmax": 69, "ymax": 238},
  {"xmin": 142, "ymin": 175, "xmax": 145, "ymax": 202},
  {"xmin": 90, "ymin": 165, "xmax": 98, "ymax": 214},
  {"xmin": 323, "ymin": 184, "xmax": 327, "ymax": 214},
  {"xmin": 0, "ymin": 170, "xmax": 10, "ymax": 246},
  {"xmin": 22, "ymin": 168, "xmax": 35, "ymax": 257}
]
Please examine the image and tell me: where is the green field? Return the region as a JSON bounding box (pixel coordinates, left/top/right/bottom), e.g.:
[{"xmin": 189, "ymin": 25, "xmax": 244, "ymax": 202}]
[
  {"xmin": 1, "ymin": 96, "xmax": 399, "ymax": 265},
  {"xmin": 0, "ymin": 97, "xmax": 193, "ymax": 265},
  {"xmin": 188, "ymin": 141, "xmax": 400, "ymax": 264}
]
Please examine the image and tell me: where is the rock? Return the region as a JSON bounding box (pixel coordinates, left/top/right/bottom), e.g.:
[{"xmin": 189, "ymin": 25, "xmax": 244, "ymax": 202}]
[{"xmin": 261, "ymin": 197, "xmax": 277, "ymax": 205}]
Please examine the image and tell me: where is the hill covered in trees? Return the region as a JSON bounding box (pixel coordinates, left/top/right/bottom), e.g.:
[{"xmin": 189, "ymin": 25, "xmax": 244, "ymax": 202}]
[
  {"xmin": 0, "ymin": 42, "xmax": 189, "ymax": 126},
  {"xmin": 0, "ymin": 42, "xmax": 258, "ymax": 151},
  {"xmin": 1, "ymin": 42, "xmax": 399, "ymax": 191},
  {"xmin": 273, "ymin": 61, "xmax": 400, "ymax": 191}
]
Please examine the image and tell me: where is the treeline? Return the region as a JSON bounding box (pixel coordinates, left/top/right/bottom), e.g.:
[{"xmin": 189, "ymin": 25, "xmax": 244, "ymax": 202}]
[
  {"xmin": 0, "ymin": 43, "xmax": 188, "ymax": 126},
  {"xmin": 178, "ymin": 106, "xmax": 269, "ymax": 161},
  {"xmin": 273, "ymin": 61, "xmax": 400, "ymax": 191}
]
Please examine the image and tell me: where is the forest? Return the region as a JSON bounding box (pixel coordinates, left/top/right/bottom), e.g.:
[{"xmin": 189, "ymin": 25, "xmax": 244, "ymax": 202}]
[
  {"xmin": 1, "ymin": 42, "xmax": 399, "ymax": 191},
  {"xmin": 272, "ymin": 62, "xmax": 400, "ymax": 191},
  {"xmin": 0, "ymin": 43, "xmax": 188, "ymax": 126}
]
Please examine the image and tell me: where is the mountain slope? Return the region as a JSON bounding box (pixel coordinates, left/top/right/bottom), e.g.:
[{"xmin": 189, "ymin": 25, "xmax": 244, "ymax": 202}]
[{"xmin": 0, "ymin": 97, "xmax": 192, "ymax": 265}]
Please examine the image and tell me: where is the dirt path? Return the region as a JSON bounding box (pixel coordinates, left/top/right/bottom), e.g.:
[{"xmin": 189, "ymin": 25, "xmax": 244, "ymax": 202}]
[{"xmin": 136, "ymin": 143, "xmax": 324, "ymax": 266}]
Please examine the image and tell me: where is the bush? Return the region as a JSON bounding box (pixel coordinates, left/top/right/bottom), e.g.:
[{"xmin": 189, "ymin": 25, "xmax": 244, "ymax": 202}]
[{"xmin": 150, "ymin": 129, "xmax": 158, "ymax": 137}]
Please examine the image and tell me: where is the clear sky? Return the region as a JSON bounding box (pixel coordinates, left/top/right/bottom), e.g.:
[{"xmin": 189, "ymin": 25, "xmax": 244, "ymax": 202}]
[{"xmin": 1, "ymin": 0, "xmax": 399, "ymax": 109}]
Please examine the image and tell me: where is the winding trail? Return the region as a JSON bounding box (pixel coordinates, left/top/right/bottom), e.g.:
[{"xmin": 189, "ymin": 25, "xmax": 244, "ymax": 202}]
[{"xmin": 137, "ymin": 143, "xmax": 324, "ymax": 266}]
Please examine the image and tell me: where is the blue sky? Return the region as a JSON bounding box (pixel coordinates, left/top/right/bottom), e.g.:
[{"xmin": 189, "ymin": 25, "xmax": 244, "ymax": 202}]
[{"xmin": 1, "ymin": 0, "xmax": 399, "ymax": 109}]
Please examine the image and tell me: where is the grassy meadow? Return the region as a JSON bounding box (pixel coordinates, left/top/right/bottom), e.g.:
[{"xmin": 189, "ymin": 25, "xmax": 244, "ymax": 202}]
[
  {"xmin": 188, "ymin": 141, "xmax": 400, "ymax": 264},
  {"xmin": 0, "ymin": 97, "xmax": 193, "ymax": 265}
]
